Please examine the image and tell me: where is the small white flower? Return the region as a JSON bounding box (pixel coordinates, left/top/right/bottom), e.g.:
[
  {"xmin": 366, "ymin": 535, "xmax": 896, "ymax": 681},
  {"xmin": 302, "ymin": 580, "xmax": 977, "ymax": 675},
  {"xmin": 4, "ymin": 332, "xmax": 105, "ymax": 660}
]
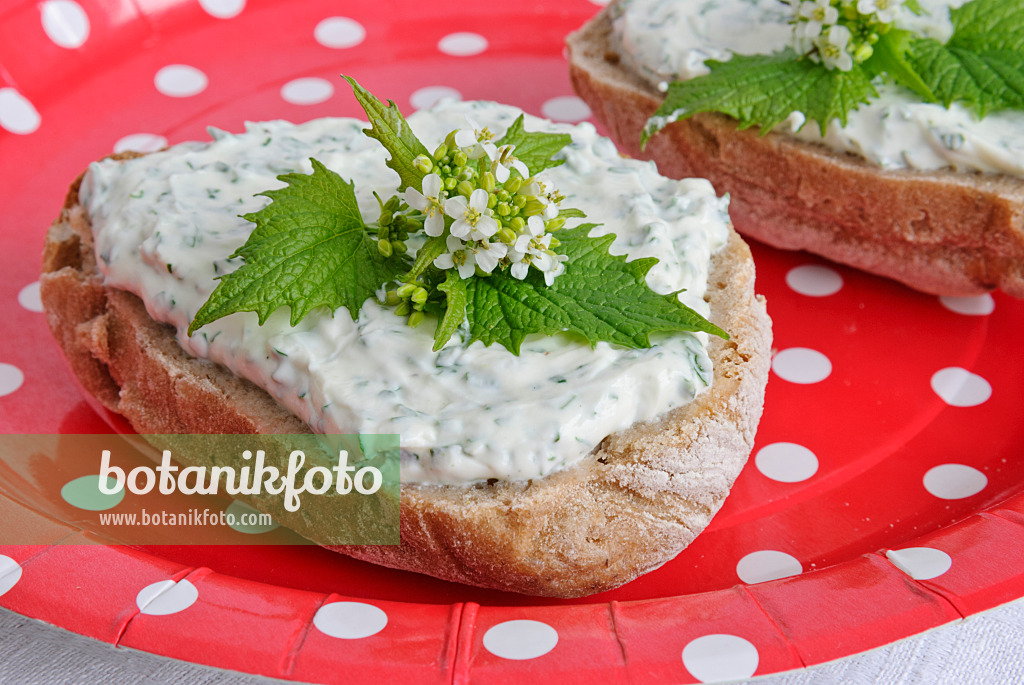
[
  {"xmin": 404, "ymin": 173, "xmax": 446, "ymax": 236},
  {"xmin": 433, "ymin": 234, "xmax": 506, "ymax": 278},
  {"xmin": 454, "ymin": 116, "xmax": 498, "ymax": 160},
  {"xmin": 798, "ymin": 0, "xmax": 838, "ymax": 26},
  {"xmin": 507, "ymin": 216, "xmax": 565, "ymax": 284},
  {"xmin": 542, "ymin": 254, "xmax": 568, "ymax": 286},
  {"xmin": 857, "ymin": 0, "xmax": 902, "ymax": 24},
  {"xmin": 473, "ymin": 239, "xmax": 508, "ymax": 274},
  {"xmin": 490, "ymin": 145, "xmax": 530, "ymax": 183},
  {"xmin": 793, "ymin": 20, "xmax": 823, "ymax": 54},
  {"xmin": 792, "ymin": 0, "xmax": 838, "ymax": 54},
  {"xmin": 815, "ymin": 24, "xmax": 854, "ymax": 71},
  {"xmin": 445, "ymin": 189, "xmax": 499, "ymax": 240}
]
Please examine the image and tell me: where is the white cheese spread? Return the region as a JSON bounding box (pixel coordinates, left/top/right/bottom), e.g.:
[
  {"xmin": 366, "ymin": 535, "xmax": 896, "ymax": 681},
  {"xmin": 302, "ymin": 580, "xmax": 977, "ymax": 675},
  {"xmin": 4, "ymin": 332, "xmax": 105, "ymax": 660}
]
[
  {"xmin": 611, "ymin": 0, "xmax": 1024, "ymax": 175},
  {"xmin": 82, "ymin": 100, "xmax": 730, "ymax": 484}
]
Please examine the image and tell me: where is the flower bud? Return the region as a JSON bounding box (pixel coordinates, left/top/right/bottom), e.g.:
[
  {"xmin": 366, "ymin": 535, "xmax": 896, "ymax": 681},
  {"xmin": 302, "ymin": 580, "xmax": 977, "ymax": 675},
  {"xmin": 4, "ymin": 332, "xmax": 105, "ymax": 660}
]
[
  {"xmin": 480, "ymin": 171, "xmax": 496, "ymax": 193},
  {"xmin": 407, "ymin": 311, "xmax": 425, "ymax": 328},
  {"xmin": 513, "ymin": 194, "xmax": 527, "ymax": 209},
  {"xmin": 545, "ymin": 217, "xmax": 566, "ymax": 231},
  {"xmin": 523, "ymin": 199, "xmax": 547, "ymax": 216},
  {"xmin": 378, "ymin": 210, "xmax": 393, "ymax": 227},
  {"xmin": 413, "ymin": 155, "xmax": 434, "ymax": 174},
  {"xmin": 496, "ymin": 202, "xmax": 511, "ymax": 217},
  {"xmin": 392, "ymin": 240, "xmax": 408, "ymax": 254},
  {"xmin": 444, "ymin": 176, "xmax": 458, "ymax": 191},
  {"xmin": 504, "ymin": 176, "xmax": 523, "ymax": 194},
  {"xmin": 384, "ymin": 195, "xmax": 401, "ymax": 212},
  {"xmin": 395, "ymin": 301, "xmax": 411, "ymax": 316},
  {"xmin": 497, "ymin": 227, "xmax": 517, "ymax": 244},
  {"xmin": 377, "ymin": 239, "xmax": 393, "ymax": 257},
  {"xmin": 457, "ymin": 180, "xmax": 475, "ymax": 198},
  {"xmin": 452, "ymin": 151, "xmax": 468, "ymax": 168},
  {"xmin": 853, "ymin": 43, "xmax": 873, "ymax": 63},
  {"xmin": 510, "ymin": 217, "xmax": 526, "ymax": 232},
  {"xmin": 433, "ymin": 143, "xmax": 448, "ymax": 162},
  {"xmin": 411, "ymin": 287, "xmax": 429, "ymax": 305}
]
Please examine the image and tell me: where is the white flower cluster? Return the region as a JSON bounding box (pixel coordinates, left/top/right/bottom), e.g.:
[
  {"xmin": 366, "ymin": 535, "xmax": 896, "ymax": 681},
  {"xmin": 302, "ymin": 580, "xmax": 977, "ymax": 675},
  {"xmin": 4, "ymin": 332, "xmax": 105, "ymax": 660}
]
[
  {"xmin": 404, "ymin": 117, "xmax": 568, "ymax": 286},
  {"xmin": 788, "ymin": 0, "xmax": 906, "ymax": 71}
]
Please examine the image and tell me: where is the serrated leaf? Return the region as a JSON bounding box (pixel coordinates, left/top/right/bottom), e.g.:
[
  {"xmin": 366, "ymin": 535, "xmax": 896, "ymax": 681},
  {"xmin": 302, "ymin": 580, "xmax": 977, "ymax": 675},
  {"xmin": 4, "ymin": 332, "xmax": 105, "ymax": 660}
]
[
  {"xmin": 434, "ymin": 271, "xmax": 467, "ymax": 351},
  {"xmin": 188, "ymin": 159, "xmax": 403, "ymax": 334},
  {"xmin": 344, "ymin": 76, "xmax": 430, "ymax": 191},
  {"xmin": 909, "ymin": 38, "xmax": 1024, "ymax": 117},
  {"xmin": 948, "ymin": 0, "xmax": 1024, "ymax": 53},
  {"xmin": 460, "ymin": 224, "xmax": 727, "ymax": 355},
  {"xmin": 644, "ymin": 51, "xmax": 877, "ymax": 143},
  {"xmin": 495, "ymin": 114, "xmax": 572, "ymax": 175}
]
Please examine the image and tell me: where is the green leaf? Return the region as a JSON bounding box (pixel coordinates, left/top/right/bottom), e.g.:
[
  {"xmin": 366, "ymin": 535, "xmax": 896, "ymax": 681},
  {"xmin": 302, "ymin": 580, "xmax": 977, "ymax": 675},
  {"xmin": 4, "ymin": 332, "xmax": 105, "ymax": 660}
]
[
  {"xmin": 188, "ymin": 159, "xmax": 403, "ymax": 334},
  {"xmin": 906, "ymin": 0, "xmax": 1024, "ymax": 117},
  {"xmin": 644, "ymin": 51, "xmax": 877, "ymax": 143},
  {"xmin": 434, "ymin": 271, "xmax": 467, "ymax": 351},
  {"xmin": 948, "ymin": 0, "xmax": 1024, "ymax": 53},
  {"xmin": 558, "ymin": 207, "xmax": 587, "ymax": 219},
  {"xmin": 405, "ymin": 235, "xmax": 448, "ymax": 280},
  {"xmin": 495, "ymin": 114, "xmax": 572, "ymax": 175},
  {"xmin": 344, "ymin": 76, "xmax": 431, "ymax": 191},
  {"xmin": 865, "ymin": 30, "xmax": 936, "ymax": 102},
  {"xmin": 909, "ymin": 39, "xmax": 1024, "ymax": 117},
  {"xmin": 460, "ymin": 224, "xmax": 727, "ymax": 355}
]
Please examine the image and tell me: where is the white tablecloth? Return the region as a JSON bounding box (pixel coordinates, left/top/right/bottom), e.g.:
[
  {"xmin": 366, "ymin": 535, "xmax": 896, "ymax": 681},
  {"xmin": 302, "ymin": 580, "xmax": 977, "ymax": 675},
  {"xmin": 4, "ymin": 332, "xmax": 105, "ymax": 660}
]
[{"xmin": 1, "ymin": 599, "xmax": 1022, "ymax": 684}]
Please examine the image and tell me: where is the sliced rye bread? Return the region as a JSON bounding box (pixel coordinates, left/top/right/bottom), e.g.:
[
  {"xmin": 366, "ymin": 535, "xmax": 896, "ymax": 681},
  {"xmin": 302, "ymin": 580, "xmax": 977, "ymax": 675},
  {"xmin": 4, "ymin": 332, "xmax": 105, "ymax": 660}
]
[
  {"xmin": 41, "ymin": 153, "xmax": 771, "ymax": 598},
  {"xmin": 567, "ymin": 2, "xmax": 1024, "ymax": 298}
]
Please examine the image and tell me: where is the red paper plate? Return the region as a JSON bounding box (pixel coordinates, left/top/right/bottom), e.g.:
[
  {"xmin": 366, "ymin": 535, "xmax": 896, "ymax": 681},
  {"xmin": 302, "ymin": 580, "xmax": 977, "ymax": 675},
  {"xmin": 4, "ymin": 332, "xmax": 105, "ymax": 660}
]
[{"xmin": 2, "ymin": 0, "xmax": 1023, "ymax": 682}]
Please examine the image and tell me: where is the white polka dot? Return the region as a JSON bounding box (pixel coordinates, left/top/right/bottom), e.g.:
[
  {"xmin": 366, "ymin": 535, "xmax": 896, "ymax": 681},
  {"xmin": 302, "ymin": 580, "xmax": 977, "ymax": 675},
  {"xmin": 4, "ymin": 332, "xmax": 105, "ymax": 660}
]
[
  {"xmin": 785, "ymin": 264, "xmax": 843, "ymax": 297},
  {"xmin": 0, "ymin": 363, "xmax": 24, "ymax": 398},
  {"xmin": 313, "ymin": 602, "xmax": 388, "ymax": 639},
  {"xmin": 931, "ymin": 367, "xmax": 992, "ymax": 407},
  {"xmin": 314, "ymin": 17, "xmax": 366, "ymax": 48},
  {"xmin": 154, "ymin": 65, "xmax": 208, "ymax": 98},
  {"xmin": 682, "ymin": 634, "xmax": 759, "ymax": 683},
  {"xmin": 281, "ymin": 77, "xmax": 334, "ymax": 105},
  {"xmin": 113, "ymin": 132, "xmax": 168, "ymax": 154},
  {"xmin": 0, "ymin": 88, "xmax": 41, "ymax": 135},
  {"xmin": 483, "ymin": 620, "xmax": 558, "ymax": 660},
  {"xmin": 136, "ymin": 579, "xmax": 198, "ymax": 615},
  {"xmin": 438, "ymin": 32, "xmax": 489, "ymax": 57},
  {"xmin": 541, "ymin": 95, "xmax": 592, "ymax": 123},
  {"xmin": 18, "ymin": 282, "xmax": 43, "ymax": 313},
  {"xmin": 0, "ymin": 556, "xmax": 23, "ymax": 597},
  {"xmin": 924, "ymin": 464, "xmax": 987, "ymax": 500},
  {"xmin": 736, "ymin": 550, "xmax": 802, "ymax": 584},
  {"xmin": 755, "ymin": 442, "xmax": 819, "ymax": 483},
  {"xmin": 772, "ymin": 347, "xmax": 832, "ymax": 384},
  {"xmin": 198, "ymin": 0, "xmax": 245, "ymax": 19},
  {"xmin": 886, "ymin": 547, "xmax": 953, "ymax": 580},
  {"xmin": 40, "ymin": 0, "xmax": 90, "ymax": 48},
  {"xmin": 939, "ymin": 294, "xmax": 995, "ymax": 316},
  {"xmin": 410, "ymin": 86, "xmax": 463, "ymax": 111}
]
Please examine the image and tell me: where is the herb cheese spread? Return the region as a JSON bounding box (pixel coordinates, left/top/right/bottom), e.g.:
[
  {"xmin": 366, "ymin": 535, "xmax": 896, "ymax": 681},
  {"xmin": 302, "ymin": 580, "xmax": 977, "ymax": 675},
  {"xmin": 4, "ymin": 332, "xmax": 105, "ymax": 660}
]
[
  {"xmin": 611, "ymin": 0, "xmax": 1024, "ymax": 175},
  {"xmin": 82, "ymin": 100, "xmax": 729, "ymax": 484}
]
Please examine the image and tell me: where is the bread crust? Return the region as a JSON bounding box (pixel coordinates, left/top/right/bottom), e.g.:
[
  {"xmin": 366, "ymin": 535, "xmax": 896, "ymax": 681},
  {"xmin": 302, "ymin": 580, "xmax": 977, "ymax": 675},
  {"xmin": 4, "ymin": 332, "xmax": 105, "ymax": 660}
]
[
  {"xmin": 41, "ymin": 154, "xmax": 771, "ymax": 598},
  {"xmin": 567, "ymin": 2, "xmax": 1024, "ymax": 298}
]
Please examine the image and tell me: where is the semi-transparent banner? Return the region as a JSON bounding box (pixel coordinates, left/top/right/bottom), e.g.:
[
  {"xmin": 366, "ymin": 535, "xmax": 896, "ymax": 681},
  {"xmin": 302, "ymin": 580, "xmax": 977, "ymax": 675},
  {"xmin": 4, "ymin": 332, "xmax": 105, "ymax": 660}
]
[{"xmin": 0, "ymin": 434, "xmax": 400, "ymax": 545}]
